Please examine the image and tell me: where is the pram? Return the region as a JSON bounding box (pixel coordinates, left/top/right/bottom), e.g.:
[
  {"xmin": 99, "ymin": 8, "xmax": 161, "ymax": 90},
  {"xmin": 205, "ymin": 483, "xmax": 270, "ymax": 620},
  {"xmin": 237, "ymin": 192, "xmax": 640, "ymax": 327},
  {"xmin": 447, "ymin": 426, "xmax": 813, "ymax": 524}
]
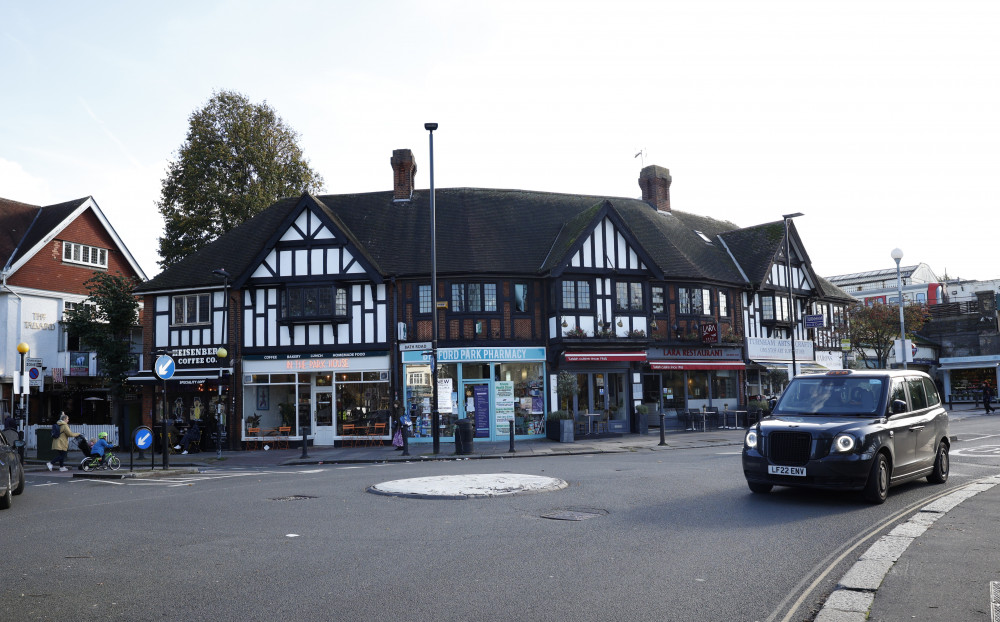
[{"xmin": 75, "ymin": 435, "xmax": 94, "ymax": 470}]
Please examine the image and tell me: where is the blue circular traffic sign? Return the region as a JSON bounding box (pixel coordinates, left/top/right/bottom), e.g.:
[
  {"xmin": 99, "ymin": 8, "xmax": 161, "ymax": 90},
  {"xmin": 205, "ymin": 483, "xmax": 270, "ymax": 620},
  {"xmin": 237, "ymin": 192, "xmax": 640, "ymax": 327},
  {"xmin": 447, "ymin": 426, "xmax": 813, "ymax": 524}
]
[
  {"xmin": 133, "ymin": 426, "xmax": 153, "ymax": 450},
  {"xmin": 154, "ymin": 355, "xmax": 175, "ymax": 380},
  {"xmin": 28, "ymin": 367, "xmax": 39, "ymax": 380}
]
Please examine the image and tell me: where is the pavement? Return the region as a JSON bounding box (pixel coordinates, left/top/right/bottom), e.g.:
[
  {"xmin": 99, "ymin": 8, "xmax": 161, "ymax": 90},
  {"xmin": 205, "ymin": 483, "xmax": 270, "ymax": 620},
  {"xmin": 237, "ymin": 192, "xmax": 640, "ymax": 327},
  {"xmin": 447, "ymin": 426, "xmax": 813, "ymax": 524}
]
[{"xmin": 21, "ymin": 402, "xmax": 1000, "ymax": 621}]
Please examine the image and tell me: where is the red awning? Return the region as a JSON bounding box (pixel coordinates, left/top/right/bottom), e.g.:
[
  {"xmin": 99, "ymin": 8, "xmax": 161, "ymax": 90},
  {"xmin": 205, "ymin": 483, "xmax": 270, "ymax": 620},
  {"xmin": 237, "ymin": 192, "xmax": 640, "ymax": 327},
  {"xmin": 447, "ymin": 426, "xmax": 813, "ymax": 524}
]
[
  {"xmin": 564, "ymin": 351, "xmax": 647, "ymax": 363},
  {"xmin": 650, "ymin": 360, "xmax": 745, "ymax": 371}
]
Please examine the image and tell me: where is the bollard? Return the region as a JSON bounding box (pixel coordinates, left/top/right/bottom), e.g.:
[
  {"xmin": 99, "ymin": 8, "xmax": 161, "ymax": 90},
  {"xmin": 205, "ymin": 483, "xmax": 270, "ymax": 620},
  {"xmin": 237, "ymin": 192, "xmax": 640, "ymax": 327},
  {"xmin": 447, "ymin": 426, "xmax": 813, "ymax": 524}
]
[
  {"xmin": 658, "ymin": 413, "xmax": 666, "ymax": 446},
  {"xmin": 508, "ymin": 420, "xmax": 515, "ymax": 453},
  {"xmin": 401, "ymin": 425, "xmax": 410, "ymax": 456},
  {"xmin": 454, "ymin": 427, "xmax": 462, "ymax": 455},
  {"xmin": 300, "ymin": 427, "xmax": 309, "ymax": 459}
]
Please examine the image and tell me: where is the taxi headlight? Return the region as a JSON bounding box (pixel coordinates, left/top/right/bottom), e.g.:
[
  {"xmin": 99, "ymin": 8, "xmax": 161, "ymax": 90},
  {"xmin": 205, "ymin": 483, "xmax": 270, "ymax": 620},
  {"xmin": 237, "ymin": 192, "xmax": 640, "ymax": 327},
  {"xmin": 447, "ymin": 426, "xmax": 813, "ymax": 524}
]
[
  {"xmin": 745, "ymin": 430, "xmax": 758, "ymax": 449},
  {"xmin": 833, "ymin": 434, "xmax": 856, "ymax": 453}
]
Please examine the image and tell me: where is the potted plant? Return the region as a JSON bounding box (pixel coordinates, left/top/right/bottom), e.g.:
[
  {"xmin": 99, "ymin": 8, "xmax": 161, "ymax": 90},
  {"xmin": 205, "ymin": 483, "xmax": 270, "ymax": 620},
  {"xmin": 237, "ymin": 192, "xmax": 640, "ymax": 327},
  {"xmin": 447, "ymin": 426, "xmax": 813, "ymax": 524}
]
[
  {"xmin": 627, "ymin": 328, "xmax": 646, "ymax": 338},
  {"xmin": 545, "ymin": 410, "xmax": 574, "ymax": 443},
  {"xmin": 245, "ymin": 413, "xmax": 261, "ymax": 433},
  {"xmin": 636, "ymin": 403, "xmax": 650, "ymax": 435},
  {"xmin": 564, "ymin": 326, "xmax": 588, "ymax": 338},
  {"xmin": 278, "ymin": 402, "xmax": 295, "ymax": 428}
]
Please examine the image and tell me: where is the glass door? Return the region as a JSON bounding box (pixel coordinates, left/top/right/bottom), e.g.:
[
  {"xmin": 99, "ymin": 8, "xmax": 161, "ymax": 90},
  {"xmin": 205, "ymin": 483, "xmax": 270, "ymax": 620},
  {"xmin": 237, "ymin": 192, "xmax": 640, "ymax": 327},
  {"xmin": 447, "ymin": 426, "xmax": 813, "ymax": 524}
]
[
  {"xmin": 462, "ymin": 380, "xmax": 492, "ymax": 439},
  {"xmin": 314, "ymin": 389, "xmax": 334, "ymax": 445}
]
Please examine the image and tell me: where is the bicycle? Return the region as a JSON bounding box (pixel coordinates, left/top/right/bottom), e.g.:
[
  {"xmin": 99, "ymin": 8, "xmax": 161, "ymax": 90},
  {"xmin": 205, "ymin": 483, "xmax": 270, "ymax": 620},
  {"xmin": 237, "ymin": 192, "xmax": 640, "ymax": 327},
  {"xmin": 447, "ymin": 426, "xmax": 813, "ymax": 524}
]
[{"xmin": 81, "ymin": 447, "xmax": 121, "ymax": 471}]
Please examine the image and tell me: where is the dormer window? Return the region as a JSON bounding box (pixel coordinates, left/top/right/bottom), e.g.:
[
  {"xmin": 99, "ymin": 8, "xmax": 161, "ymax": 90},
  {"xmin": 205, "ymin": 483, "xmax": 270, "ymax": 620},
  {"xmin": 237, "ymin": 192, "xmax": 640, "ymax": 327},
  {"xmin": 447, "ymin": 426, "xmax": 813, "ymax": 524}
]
[
  {"xmin": 63, "ymin": 242, "xmax": 108, "ymax": 268},
  {"xmin": 281, "ymin": 285, "xmax": 348, "ymax": 322}
]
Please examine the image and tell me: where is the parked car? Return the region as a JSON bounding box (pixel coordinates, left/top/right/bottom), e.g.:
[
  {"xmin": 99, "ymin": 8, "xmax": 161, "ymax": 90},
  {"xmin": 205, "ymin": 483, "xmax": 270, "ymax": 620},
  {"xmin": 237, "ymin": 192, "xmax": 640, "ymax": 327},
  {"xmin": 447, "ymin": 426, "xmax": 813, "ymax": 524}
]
[
  {"xmin": 742, "ymin": 369, "xmax": 950, "ymax": 504},
  {"xmin": 0, "ymin": 430, "xmax": 26, "ymax": 509}
]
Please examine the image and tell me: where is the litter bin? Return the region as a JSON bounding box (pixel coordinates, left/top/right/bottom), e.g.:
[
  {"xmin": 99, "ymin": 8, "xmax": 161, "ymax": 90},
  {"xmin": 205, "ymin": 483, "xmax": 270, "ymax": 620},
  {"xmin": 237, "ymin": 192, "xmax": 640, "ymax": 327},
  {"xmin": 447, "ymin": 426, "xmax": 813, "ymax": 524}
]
[
  {"xmin": 455, "ymin": 418, "xmax": 474, "ymax": 455},
  {"xmin": 35, "ymin": 428, "xmax": 56, "ymax": 462}
]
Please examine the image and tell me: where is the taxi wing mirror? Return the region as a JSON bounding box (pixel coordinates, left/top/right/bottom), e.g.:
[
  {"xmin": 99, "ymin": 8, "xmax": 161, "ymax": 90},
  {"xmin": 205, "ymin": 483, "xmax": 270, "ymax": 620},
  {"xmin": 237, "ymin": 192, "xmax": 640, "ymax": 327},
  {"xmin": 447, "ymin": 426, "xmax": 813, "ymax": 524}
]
[{"xmin": 891, "ymin": 399, "xmax": 908, "ymax": 414}]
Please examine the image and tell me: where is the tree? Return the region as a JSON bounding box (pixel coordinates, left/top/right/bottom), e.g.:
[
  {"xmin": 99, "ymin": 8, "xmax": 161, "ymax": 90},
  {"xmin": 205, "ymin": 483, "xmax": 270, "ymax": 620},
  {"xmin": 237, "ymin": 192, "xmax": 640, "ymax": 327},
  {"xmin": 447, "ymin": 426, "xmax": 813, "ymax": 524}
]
[
  {"xmin": 63, "ymin": 272, "xmax": 140, "ymax": 425},
  {"xmin": 156, "ymin": 90, "xmax": 324, "ymax": 268},
  {"xmin": 847, "ymin": 301, "xmax": 929, "ymax": 369}
]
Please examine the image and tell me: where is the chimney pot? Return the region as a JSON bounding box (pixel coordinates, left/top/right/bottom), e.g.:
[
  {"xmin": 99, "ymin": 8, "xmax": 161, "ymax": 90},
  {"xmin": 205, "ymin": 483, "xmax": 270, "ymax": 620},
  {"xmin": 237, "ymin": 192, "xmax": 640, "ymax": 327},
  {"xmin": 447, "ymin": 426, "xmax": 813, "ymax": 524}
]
[
  {"xmin": 639, "ymin": 165, "xmax": 671, "ymax": 212},
  {"xmin": 391, "ymin": 149, "xmax": 417, "ymax": 201}
]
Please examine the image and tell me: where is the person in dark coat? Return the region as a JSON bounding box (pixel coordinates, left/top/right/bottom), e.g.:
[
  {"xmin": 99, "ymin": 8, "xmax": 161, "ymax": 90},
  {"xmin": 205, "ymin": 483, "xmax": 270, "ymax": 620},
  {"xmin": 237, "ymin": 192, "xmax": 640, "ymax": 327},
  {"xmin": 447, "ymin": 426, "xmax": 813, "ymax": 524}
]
[{"xmin": 983, "ymin": 381, "xmax": 995, "ymax": 414}]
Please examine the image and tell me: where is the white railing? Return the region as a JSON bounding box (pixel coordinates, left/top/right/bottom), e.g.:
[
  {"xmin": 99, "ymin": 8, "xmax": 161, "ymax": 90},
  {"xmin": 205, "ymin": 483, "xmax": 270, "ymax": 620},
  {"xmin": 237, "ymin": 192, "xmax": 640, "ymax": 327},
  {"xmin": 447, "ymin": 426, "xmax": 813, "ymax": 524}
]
[{"xmin": 23, "ymin": 424, "xmax": 120, "ymax": 450}]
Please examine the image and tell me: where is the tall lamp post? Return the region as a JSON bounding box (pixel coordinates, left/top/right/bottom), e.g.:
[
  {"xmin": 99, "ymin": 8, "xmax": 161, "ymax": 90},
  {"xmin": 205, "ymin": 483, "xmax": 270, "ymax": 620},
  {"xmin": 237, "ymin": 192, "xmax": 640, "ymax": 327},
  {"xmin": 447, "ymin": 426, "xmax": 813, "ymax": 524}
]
[
  {"xmin": 212, "ymin": 268, "xmax": 232, "ymax": 451},
  {"xmin": 783, "ymin": 213, "xmax": 803, "ymax": 378},
  {"xmin": 16, "ymin": 342, "xmax": 29, "ymax": 433},
  {"xmin": 425, "ymin": 122, "xmax": 440, "ymax": 454},
  {"xmin": 891, "ymin": 248, "xmax": 907, "ymax": 369}
]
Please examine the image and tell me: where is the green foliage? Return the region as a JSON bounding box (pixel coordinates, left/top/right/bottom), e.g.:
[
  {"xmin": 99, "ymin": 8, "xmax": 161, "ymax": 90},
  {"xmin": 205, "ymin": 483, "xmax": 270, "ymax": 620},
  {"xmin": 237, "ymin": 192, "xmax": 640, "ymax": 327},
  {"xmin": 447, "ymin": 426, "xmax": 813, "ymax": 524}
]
[
  {"xmin": 748, "ymin": 399, "xmax": 769, "ymax": 413},
  {"xmin": 846, "ymin": 301, "xmax": 929, "ymax": 369},
  {"xmin": 547, "ymin": 410, "xmax": 571, "ymax": 421},
  {"xmin": 636, "ymin": 404, "xmax": 650, "ymax": 414},
  {"xmin": 157, "ymin": 90, "xmax": 324, "ymax": 268},
  {"xmin": 62, "ymin": 272, "xmax": 140, "ymax": 389}
]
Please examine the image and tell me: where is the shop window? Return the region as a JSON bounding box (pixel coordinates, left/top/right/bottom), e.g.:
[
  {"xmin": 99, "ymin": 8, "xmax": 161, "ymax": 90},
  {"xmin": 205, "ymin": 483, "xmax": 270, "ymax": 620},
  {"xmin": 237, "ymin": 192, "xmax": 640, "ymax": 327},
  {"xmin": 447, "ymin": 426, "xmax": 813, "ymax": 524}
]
[
  {"xmin": 63, "ymin": 241, "xmax": 108, "ymax": 268},
  {"xmin": 173, "ymin": 293, "xmax": 210, "ymax": 325},
  {"xmin": 513, "ymin": 283, "xmax": 527, "ymax": 313},
  {"xmin": 281, "ymin": 285, "xmax": 348, "ymax": 321},
  {"xmin": 651, "ymin": 286, "xmax": 665, "ymax": 315},
  {"xmin": 561, "ymin": 280, "xmax": 592, "ymax": 310},
  {"xmin": 615, "ymin": 281, "xmax": 644, "ymax": 312},
  {"xmin": 418, "ymin": 285, "xmax": 432, "ymax": 314},
  {"xmin": 678, "ymin": 287, "xmax": 711, "ymax": 315},
  {"xmin": 451, "ymin": 283, "xmax": 498, "ymax": 313}
]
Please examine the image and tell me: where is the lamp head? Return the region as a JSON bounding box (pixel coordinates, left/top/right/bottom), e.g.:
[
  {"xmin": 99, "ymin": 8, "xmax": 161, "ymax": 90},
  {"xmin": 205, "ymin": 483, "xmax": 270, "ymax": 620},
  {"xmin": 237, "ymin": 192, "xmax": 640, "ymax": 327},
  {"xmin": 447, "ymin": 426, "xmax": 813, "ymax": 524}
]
[
  {"xmin": 216, "ymin": 347, "xmax": 228, "ymax": 359},
  {"xmin": 212, "ymin": 268, "xmax": 231, "ymax": 279},
  {"xmin": 891, "ymin": 248, "xmax": 903, "ymax": 262},
  {"xmin": 16, "ymin": 342, "xmax": 29, "ymax": 354},
  {"xmin": 424, "ymin": 122, "xmax": 438, "ymax": 131}
]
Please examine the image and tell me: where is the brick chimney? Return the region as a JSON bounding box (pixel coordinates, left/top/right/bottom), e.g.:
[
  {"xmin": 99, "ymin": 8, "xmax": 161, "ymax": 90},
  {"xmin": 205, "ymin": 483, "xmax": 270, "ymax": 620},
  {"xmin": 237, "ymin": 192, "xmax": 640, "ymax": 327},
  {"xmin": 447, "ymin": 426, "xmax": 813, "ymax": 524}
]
[
  {"xmin": 391, "ymin": 149, "xmax": 418, "ymax": 201},
  {"xmin": 639, "ymin": 165, "xmax": 671, "ymax": 213}
]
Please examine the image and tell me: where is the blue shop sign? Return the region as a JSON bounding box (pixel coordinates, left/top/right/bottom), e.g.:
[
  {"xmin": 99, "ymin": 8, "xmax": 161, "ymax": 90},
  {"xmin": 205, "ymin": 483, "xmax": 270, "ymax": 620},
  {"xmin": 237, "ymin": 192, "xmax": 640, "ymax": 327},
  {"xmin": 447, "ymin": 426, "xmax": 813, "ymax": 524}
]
[{"xmin": 402, "ymin": 346, "xmax": 546, "ymax": 364}]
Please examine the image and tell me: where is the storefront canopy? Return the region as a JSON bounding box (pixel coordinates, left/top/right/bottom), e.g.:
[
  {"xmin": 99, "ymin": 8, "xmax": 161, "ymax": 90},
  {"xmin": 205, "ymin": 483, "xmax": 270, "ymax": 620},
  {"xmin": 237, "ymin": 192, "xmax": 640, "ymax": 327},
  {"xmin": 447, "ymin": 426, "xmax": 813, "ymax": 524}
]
[
  {"xmin": 649, "ymin": 361, "xmax": 745, "ymax": 371},
  {"xmin": 939, "ymin": 361, "xmax": 1000, "ymax": 371},
  {"xmin": 126, "ymin": 370, "xmax": 224, "ymax": 385},
  {"xmin": 563, "ymin": 351, "xmax": 647, "ymax": 363}
]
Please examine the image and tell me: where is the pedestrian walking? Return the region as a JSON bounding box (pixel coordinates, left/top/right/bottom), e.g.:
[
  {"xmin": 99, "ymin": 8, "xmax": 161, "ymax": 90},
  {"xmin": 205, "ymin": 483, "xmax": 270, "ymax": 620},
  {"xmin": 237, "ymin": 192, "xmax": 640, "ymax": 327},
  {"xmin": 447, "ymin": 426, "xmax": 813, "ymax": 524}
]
[
  {"xmin": 48, "ymin": 412, "xmax": 81, "ymax": 472},
  {"xmin": 983, "ymin": 381, "xmax": 995, "ymax": 414}
]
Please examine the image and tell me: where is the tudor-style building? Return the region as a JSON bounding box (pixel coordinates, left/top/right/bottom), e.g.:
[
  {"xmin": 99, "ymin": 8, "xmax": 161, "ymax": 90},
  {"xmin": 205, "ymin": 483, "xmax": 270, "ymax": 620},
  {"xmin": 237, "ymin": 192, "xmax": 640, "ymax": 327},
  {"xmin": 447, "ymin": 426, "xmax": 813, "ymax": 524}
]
[{"xmin": 134, "ymin": 150, "xmax": 851, "ymax": 449}]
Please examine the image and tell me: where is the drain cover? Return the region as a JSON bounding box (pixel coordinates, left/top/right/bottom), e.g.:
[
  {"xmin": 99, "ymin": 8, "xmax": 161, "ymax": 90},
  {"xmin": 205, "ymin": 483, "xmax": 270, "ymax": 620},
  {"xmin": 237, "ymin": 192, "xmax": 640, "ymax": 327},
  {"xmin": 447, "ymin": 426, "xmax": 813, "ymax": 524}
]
[
  {"xmin": 541, "ymin": 508, "xmax": 608, "ymax": 521},
  {"xmin": 269, "ymin": 495, "xmax": 317, "ymax": 501}
]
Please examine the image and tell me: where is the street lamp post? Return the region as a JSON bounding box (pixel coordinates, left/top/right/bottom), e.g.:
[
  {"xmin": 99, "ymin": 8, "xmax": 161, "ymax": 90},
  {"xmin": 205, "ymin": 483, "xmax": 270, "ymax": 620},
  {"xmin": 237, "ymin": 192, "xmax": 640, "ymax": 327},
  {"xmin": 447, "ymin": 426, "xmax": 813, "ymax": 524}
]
[
  {"xmin": 212, "ymin": 268, "xmax": 231, "ymax": 451},
  {"xmin": 891, "ymin": 248, "xmax": 907, "ymax": 369},
  {"xmin": 783, "ymin": 213, "xmax": 803, "ymax": 378},
  {"xmin": 425, "ymin": 122, "xmax": 440, "ymax": 454},
  {"xmin": 16, "ymin": 342, "xmax": 29, "ymax": 433},
  {"xmin": 216, "ymin": 347, "xmax": 227, "ymax": 459}
]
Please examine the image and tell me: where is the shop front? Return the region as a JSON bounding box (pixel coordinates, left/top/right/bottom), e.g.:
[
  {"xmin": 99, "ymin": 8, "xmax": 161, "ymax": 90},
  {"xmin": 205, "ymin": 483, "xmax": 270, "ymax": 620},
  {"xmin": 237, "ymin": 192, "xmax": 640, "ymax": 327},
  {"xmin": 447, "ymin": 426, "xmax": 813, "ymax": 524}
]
[
  {"xmin": 560, "ymin": 351, "xmax": 646, "ymax": 434},
  {"xmin": 243, "ymin": 352, "xmax": 390, "ymax": 447},
  {"xmin": 401, "ymin": 346, "xmax": 547, "ymax": 442},
  {"xmin": 643, "ymin": 346, "xmax": 744, "ymax": 429},
  {"xmin": 939, "ymin": 356, "xmax": 1000, "ymax": 404},
  {"xmin": 746, "ymin": 337, "xmax": 815, "ymax": 396}
]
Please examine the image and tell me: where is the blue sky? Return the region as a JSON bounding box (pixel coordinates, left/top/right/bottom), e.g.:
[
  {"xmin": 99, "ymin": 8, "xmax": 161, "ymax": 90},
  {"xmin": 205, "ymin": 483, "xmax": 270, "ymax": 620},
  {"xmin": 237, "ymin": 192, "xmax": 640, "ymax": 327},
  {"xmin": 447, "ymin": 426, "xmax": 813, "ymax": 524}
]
[{"xmin": 2, "ymin": 0, "xmax": 998, "ymax": 281}]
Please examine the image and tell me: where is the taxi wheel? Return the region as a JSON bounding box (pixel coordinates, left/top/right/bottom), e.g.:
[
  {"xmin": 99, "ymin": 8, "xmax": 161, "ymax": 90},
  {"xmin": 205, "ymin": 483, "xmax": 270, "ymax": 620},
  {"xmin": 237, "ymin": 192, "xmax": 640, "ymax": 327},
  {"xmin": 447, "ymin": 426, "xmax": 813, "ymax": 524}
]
[
  {"xmin": 927, "ymin": 442, "xmax": 949, "ymax": 484},
  {"xmin": 747, "ymin": 481, "xmax": 772, "ymax": 494},
  {"xmin": 863, "ymin": 453, "xmax": 889, "ymax": 504}
]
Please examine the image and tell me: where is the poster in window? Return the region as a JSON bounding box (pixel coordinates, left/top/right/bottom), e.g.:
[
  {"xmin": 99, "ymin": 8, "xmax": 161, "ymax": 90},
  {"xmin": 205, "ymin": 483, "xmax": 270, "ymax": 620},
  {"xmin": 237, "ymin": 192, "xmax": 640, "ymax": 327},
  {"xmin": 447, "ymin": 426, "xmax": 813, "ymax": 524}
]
[
  {"xmin": 69, "ymin": 352, "xmax": 89, "ymax": 376},
  {"xmin": 256, "ymin": 386, "xmax": 269, "ymax": 410}
]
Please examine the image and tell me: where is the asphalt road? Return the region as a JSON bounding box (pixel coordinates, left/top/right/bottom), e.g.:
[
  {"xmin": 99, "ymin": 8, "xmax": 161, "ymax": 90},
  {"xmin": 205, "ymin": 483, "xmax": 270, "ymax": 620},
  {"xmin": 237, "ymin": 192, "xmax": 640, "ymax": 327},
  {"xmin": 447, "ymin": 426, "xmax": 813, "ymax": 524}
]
[{"xmin": 4, "ymin": 416, "xmax": 999, "ymax": 622}]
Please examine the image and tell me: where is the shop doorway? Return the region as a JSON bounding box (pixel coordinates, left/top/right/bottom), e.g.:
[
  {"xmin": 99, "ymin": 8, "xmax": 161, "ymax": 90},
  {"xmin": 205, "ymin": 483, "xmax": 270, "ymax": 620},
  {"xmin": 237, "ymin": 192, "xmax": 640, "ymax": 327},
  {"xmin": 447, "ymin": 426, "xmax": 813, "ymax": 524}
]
[
  {"xmin": 314, "ymin": 389, "xmax": 334, "ymax": 444},
  {"xmin": 462, "ymin": 381, "xmax": 491, "ymax": 439}
]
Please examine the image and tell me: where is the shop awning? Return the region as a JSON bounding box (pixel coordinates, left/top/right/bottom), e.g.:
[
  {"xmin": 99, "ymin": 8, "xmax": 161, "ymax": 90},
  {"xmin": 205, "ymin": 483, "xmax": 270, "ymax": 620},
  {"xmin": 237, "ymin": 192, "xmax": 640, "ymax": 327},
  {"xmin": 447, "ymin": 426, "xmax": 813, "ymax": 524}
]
[
  {"xmin": 564, "ymin": 351, "xmax": 647, "ymax": 362},
  {"xmin": 649, "ymin": 360, "xmax": 745, "ymax": 371},
  {"xmin": 939, "ymin": 361, "xmax": 1000, "ymax": 371},
  {"xmin": 126, "ymin": 370, "xmax": 223, "ymax": 385}
]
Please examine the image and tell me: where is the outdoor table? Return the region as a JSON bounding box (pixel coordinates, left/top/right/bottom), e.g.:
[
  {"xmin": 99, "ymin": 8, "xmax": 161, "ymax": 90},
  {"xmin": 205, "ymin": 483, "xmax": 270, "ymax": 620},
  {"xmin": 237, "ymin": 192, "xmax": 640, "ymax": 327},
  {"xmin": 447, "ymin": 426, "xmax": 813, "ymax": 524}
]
[{"xmin": 584, "ymin": 413, "xmax": 602, "ymax": 434}]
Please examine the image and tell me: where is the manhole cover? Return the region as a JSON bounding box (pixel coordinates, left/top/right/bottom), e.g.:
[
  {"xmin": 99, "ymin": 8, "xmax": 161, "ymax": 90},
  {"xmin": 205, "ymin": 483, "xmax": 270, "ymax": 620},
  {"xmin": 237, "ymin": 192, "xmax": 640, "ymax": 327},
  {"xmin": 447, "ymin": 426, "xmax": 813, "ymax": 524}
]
[
  {"xmin": 541, "ymin": 507, "xmax": 608, "ymax": 521},
  {"xmin": 269, "ymin": 495, "xmax": 317, "ymax": 501}
]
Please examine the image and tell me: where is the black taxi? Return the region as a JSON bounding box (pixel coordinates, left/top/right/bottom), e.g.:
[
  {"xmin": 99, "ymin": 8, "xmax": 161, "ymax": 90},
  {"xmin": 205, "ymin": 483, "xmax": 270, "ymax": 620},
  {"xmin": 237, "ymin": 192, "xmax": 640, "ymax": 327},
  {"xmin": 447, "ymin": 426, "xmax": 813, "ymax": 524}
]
[
  {"xmin": 742, "ymin": 370, "xmax": 950, "ymax": 503},
  {"xmin": 0, "ymin": 430, "xmax": 26, "ymax": 509}
]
